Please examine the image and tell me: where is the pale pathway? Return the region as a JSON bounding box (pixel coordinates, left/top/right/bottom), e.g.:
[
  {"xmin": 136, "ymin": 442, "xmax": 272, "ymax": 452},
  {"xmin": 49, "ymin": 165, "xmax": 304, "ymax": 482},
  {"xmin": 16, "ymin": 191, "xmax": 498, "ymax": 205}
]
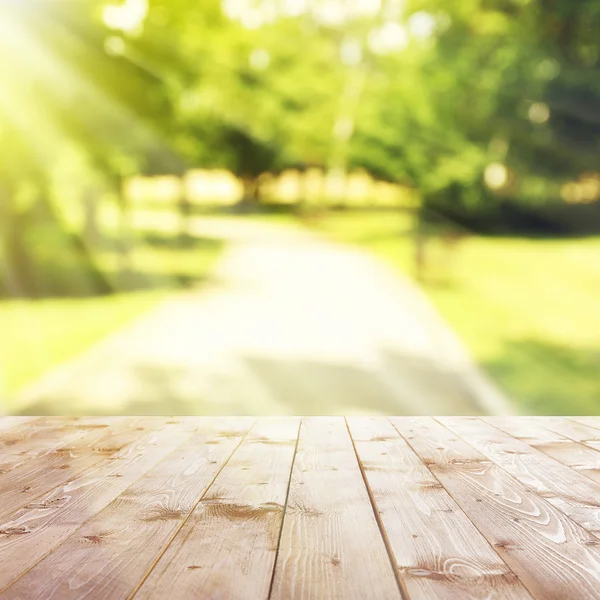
[{"xmin": 17, "ymin": 218, "xmax": 513, "ymax": 416}]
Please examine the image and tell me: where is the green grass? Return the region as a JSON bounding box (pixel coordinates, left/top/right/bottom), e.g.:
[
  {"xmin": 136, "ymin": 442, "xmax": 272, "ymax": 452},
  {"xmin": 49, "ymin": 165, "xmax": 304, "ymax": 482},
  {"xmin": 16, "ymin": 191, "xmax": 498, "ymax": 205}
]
[
  {"xmin": 1, "ymin": 212, "xmax": 224, "ymax": 411},
  {"xmin": 310, "ymin": 210, "xmax": 600, "ymax": 415},
  {"xmin": 0, "ymin": 290, "xmax": 166, "ymax": 405}
]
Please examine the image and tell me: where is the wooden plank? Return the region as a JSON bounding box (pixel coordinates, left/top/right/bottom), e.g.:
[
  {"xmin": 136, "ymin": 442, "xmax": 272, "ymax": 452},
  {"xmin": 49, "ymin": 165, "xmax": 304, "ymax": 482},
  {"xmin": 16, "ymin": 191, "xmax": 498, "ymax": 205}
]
[
  {"xmin": 439, "ymin": 417, "xmax": 600, "ymax": 539},
  {"xmin": 391, "ymin": 417, "xmax": 600, "ymax": 600},
  {"xmin": 1, "ymin": 417, "xmax": 156, "ymax": 468},
  {"xmin": 534, "ymin": 418, "xmax": 600, "ymax": 449},
  {"xmin": 530, "ymin": 441, "xmax": 600, "ymax": 479},
  {"xmin": 134, "ymin": 418, "xmax": 299, "ymax": 600},
  {"xmin": 269, "ymin": 417, "xmax": 401, "ymax": 600},
  {"xmin": 0, "ymin": 416, "xmax": 139, "ymax": 480},
  {"xmin": 0, "ymin": 417, "xmax": 161, "ymax": 522},
  {"xmin": 2, "ymin": 418, "xmax": 254, "ymax": 600},
  {"xmin": 486, "ymin": 418, "xmax": 600, "ymax": 484},
  {"xmin": 348, "ymin": 417, "xmax": 531, "ymax": 600},
  {"xmin": 483, "ymin": 418, "xmax": 565, "ymax": 444},
  {"xmin": 0, "ymin": 417, "xmax": 110, "ymax": 447},
  {"xmin": 0, "ymin": 419, "xmax": 201, "ymax": 591},
  {"xmin": 571, "ymin": 417, "xmax": 600, "ymax": 432},
  {"xmin": 0, "ymin": 417, "xmax": 40, "ymax": 435},
  {"xmin": 0, "ymin": 418, "xmax": 87, "ymax": 456},
  {"xmin": 0, "ymin": 418, "xmax": 113, "ymax": 475}
]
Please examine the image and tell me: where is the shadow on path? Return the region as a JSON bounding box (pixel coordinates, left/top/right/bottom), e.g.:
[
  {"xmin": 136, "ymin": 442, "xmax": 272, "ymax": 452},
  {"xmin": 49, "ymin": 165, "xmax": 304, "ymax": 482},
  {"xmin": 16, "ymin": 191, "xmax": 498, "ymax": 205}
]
[{"xmin": 16, "ymin": 218, "xmax": 513, "ymax": 416}]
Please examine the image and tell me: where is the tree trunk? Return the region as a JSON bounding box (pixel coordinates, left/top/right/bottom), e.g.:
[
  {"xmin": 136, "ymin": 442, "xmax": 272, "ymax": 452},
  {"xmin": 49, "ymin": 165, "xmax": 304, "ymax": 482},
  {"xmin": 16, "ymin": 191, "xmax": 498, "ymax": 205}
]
[
  {"xmin": 115, "ymin": 178, "xmax": 133, "ymax": 286},
  {"xmin": 413, "ymin": 206, "xmax": 427, "ymax": 282},
  {"xmin": 83, "ymin": 187, "xmax": 100, "ymax": 250},
  {"xmin": 0, "ymin": 182, "xmax": 36, "ymax": 297},
  {"xmin": 237, "ymin": 176, "xmax": 259, "ymax": 213},
  {"xmin": 35, "ymin": 181, "xmax": 112, "ymax": 296}
]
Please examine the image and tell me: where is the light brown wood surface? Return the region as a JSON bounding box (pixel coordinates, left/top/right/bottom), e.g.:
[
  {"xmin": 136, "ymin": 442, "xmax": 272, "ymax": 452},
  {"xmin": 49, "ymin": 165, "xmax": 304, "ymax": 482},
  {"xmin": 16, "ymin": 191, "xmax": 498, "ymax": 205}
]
[
  {"xmin": 487, "ymin": 417, "xmax": 600, "ymax": 483},
  {"xmin": 270, "ymin": 417, "xmax": 400, "ymax": 600},
  {"xmin": 391, "ymin": 417, "xmax": 600, "ymax": 600},
  {"xmin": 440, "ymin": 417, "xmax": 600, "ymax": 538},
  {"xmin": 1, "ymin": 416, "xmax": 600, "ymax": 599},
  {"xmin": 135, "ymin": 418, "xmax": 297, "ymax": 600},
  {"xmin": 348, "ymin": 417, "xmax": 532, "ymax": 600}
]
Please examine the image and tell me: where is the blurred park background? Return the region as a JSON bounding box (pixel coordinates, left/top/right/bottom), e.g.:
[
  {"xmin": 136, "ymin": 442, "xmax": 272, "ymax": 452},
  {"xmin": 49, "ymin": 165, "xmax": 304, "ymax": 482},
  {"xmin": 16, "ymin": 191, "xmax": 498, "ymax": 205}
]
[{"xmin": 1, "ymin": 0, "xmax": 599, "ymax": 416}]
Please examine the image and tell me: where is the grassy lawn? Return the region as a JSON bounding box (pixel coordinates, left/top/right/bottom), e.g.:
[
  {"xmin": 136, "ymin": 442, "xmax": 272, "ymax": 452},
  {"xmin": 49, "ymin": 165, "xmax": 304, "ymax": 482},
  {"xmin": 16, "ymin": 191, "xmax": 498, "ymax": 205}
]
[
  {"xmin": 310, "ymin": 210, "xmax": 600, "ymax": 415},
  {"xmin": 0, "ymin": 290, "xmax": 166, "ymax": 405},
  {"xmin": 1, "ymin": 213, "xmax": 224, "ymax": 412}
]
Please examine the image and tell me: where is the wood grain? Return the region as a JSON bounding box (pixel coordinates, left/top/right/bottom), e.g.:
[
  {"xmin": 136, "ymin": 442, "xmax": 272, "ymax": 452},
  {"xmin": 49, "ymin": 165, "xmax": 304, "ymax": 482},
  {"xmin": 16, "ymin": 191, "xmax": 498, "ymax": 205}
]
[
  {"xmin": 348, "ymin": 417, "xmax": 531, "ymax": 600},
  {"xmin": 440, "ymin": 417, "xmax": 600, "ymax": 539},
  {"xmin": 391, "ymin": 417, "xmax": 600, "ymax": 600},
  {"xmin": 570, "ymin": 418, "xmax": 600, "ymax": 432},
  {"xmin": 0, "ymin": 420, "xmax": 199, "ymax": 591},
  {"xmin": 3, "ymin": 417, "xmax": 600, "ymax": 599},
  {"xmin": 270, "ymin": 417, "xmax": 401, "ymax": 600},
  {"xmin": 0, "ymin": 417, "xmax": 39, "ymax": 435},
  {"xmin": 0, "ymin": 417, "xmax": 161, "ymax": 522},
  {"xmin": 0, "ymin": 418, "xmax": 90, "ymax": 459},
  {"xmin": 0, "ymin": 418, "xmax": 121, "ymax": 478},
  {"xmin": 2, "ymin": 418, "xmax": 253, "ymax": 600},
  {"xmin": 483, "ymin": 418, "xmax": 565, "ymax": 444},
  {"xmin": 486, "ymin": 417, "xmax": 600, "ymax": 484},
  {"xmin": 133, "ymin": 418, "xmax": 298, "ymax": 600},
  {"xmin": 532, "ymin": 418, "xmax": 600, "ymax": 446}
]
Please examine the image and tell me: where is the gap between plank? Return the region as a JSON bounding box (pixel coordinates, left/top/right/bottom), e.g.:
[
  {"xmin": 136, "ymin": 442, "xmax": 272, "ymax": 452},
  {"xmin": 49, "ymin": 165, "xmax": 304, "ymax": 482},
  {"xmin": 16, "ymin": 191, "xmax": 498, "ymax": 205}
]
[
  {"xmin": 388, "ymin": 417, "xmax": 531, "ymax": 597},
  {"xmin": 568, "ymin": 417, "xmax": 600, "ymax": 435},
  {"xmin": 437, "ymin": 416, "xmax": 600, "ymax": 542},
  {"xmin": 488, "ymin": 416, "xmax": 600, "ymax": 448},
  {"xmin": 483, "ymin": 417, "xmax": 600, "ymax": 469},
  {"xmin": 0, "ymin": 417, "xmax": 152, "ymax": 523},
  {"xmin": 542, "ymin": 418, "xmax": 600, "ymax": 450},
  {"xmin": 344, "ymin": 418, "xmax": 411, "ymax": 600},
  {"xmin": 430, "ymin": 416, "xmax": 600, "ymax": 593},
  {"xmin": 267, "ymin": 418, "xmax": 303, "ymax": 600},
  {"xmin": 0, "ymin": 420, "xmax": 198, "ymax": 596},
  {"xmin": 0, "ymin": 417, "xmax": 43, "ymax": 435},
  {"xmin": 127, "ymin": 419, "xmax": 257, "ymax": 600}
]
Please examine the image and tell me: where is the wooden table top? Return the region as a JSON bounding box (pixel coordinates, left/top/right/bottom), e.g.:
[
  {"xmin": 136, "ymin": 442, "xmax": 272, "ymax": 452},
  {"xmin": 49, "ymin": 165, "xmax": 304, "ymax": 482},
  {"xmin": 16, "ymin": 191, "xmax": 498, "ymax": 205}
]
[{"xmin": 1, "ymin": 416, "xmax": 600, "ymax": 599}]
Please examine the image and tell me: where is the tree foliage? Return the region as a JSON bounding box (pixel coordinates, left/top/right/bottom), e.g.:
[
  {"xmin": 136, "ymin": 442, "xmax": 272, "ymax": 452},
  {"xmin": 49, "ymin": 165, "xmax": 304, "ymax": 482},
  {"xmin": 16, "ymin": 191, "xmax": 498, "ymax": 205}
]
[{"xmin": 2, "ymin": 0, "xmax": 600, "ymax": 295}]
